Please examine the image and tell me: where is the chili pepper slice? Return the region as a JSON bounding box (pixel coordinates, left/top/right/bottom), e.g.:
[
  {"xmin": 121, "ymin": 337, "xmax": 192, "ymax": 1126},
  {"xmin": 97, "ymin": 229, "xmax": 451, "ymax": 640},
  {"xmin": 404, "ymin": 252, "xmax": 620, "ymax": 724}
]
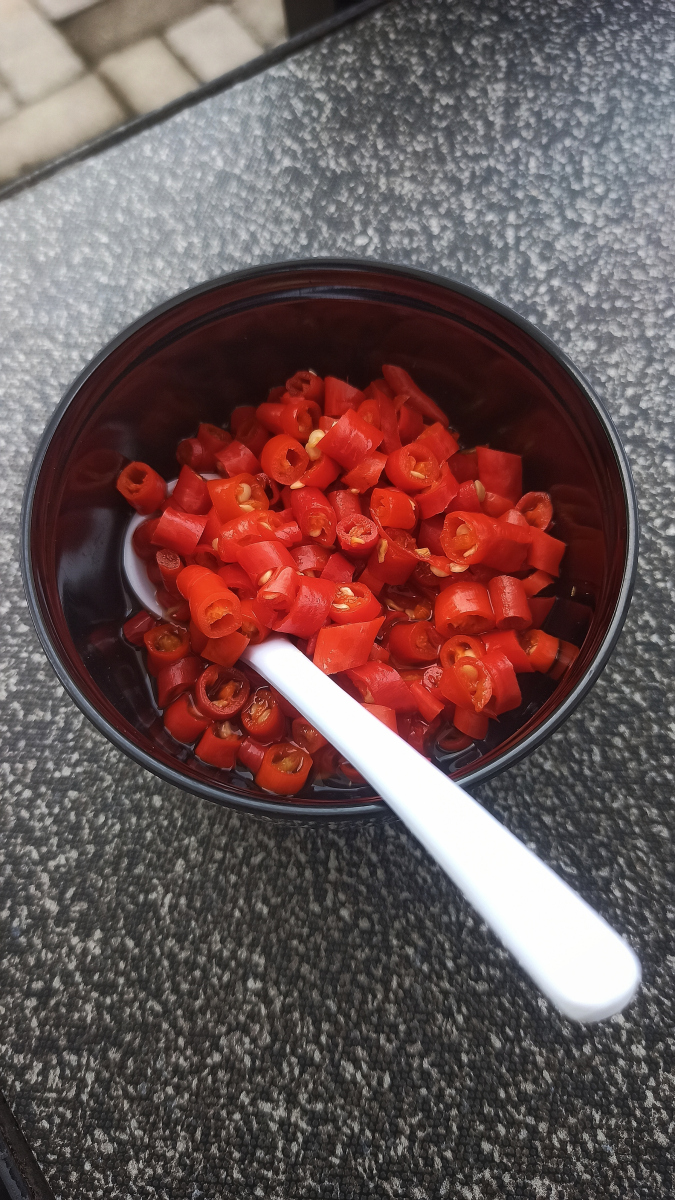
[
  {"xmin": 329, "ymin": 582, "xmax": 381, "ymax": 625},
  {"xmin": 131, "ymin": 517, "xmax": 160, "ymax": 560},
  {"xmin": 441, "ymin": 511, "xmax": 527, "ymax": 572},
  {"xmin": 291, "ymin": 718, "xmax": 328, "ymax": 754},
  {"xmin": 434, "ymin": 580, "xmax": 495, "ymax": 638},
  {"xmin": 155, "ymin": 548, "xmax": 183, "ymax": 596},
  {"xmin": 195, "ymin": 664, "xmax": 250, "ymax": 720},
  {"xmin": 320, "ymin": 552, "xmax": 355, "ymax": 584},
  {"xmin": 195, "ymin": 721, "xmax": 242, "ymax": 769},
  {"xmin": 272, "ymin": 577, "xmax": 337, "ymax": 636},
  {"xmin": 480, "ymin": 491, "xmax": 513, "ymax": 518},
  {"xmin": 256, "ymin": 401, "xmax": 285, "ymax": 433},
  {"xmin": 357, "ymin": 397, "xmax": 381, "ymax": 427},
  {"xmin": 255, "ymin": 565, "xmax": 299, "ymax": 627},
  {"xmin": 285, "ymin": 370, "xmax": 324, "ymax": 405},
  {"xmin": 527, "ymin": 528, "xmax": 566, "ymax": 575},
  {"xmin": 416, "ymin": 462, "xmax": 459, "ymax": 520},
  {"xmin": 387, "ymin": 620, "xmax": 442, "ymax": 665},
  {"xmin": 375, "ymin": 390, "xmax": 402, "ymax": 454},
  {"xmin": 417, "ymin": 515, "xmax": 445, "ymax": 555},
  {"xmin": 289, "ymin": 544, "xmax": 332, "ymax": 574},
  {"xmin": 163, "ymin": 692, "xmax": 210, "ymax": 743},
  {"xmin": 408, "ymin": 680, "xmax": 445, "ymax": 723},
  {"xmin": 241, "ymin": 687, "xmax": 286, "ymax": 743},
  {"xmin": 234, "ymin": 414, "xmax": 269, "ymax": 459},
  {"xmin": 239, "ymin": 598, "xmax": 270, "ymax": 645},
  {"xmin": 517, "ymin": 628, "xmax": 560, "ymax": 672},
  {"xmin": 176, "ymin": 437, "xmax": 211, "ymax": 473},
  {"xmin": 452, "ymin": 706, "xmax": 489, "ymax": 741},
  {"xmin": 370, "ymin": 487, "xmax": 417, "ymax": 530},
  {"xmin": 327, "ymin": 487, "xmax": 362, "ymax": 522},
  {"xmin": 290, "ymin": 486, "xmax": 337, "ymax": 546},
  {"xmin": 397, "ymin": 402, "xmax": 425, "ymax": 445},
  {"xmin": 521, "ymin": 569, "xmax": 555, "ymax": 597},
  {"xmin": 361, "ymin": 703, "xmax": 398, "ymax": 733},
  {"xmin": 143, "ymin": 623, "xmax": 190, "ymax": 675},
  {"xmin": 238, "ymin": 736, "xmax": 266, "ymax": 774},
  {"xmin": 237, "ymin": 540, "xmax": 297, "ymax": 587},
  {"xmin": 367, "ymin": 528, "xmax": 418, "ymax": 585},
  {"xmin": 341, "ymin": 452, "xmax": 388, "ymax": 493},
  {"xmin": 295, "ymin": 451, "xmax": 341, "ymax": 491},
  {"xmin": 486, "ymin": 575, "xmax": 532, "ymax": 631},
  {"xmin": 116, "ymin": 461, "xmax": 166, "ymax": 514},
  {"xmin": 476, "ymin": 446, "xmax": 522, "ymax": 505},
  {"xmin": 323, "ymin": 376, "xmax": 365, "ymax": 418},
  {"xmin": 188, "ymin": 575, "xmax": 242, "ymax": 639},
  {"xmin": 217, "ymin": 563, "xmax": 253, "ymax": 591},
  {"xmin": 417, "ymin": 421, "xmax": 459, "ymax": 463},
  {"xmin": 123, "ymin": 609, "xmax": 157, "ymax": 645},
  {"xmin": 381, "ymin": 365, "xmax": 450, "ymax": 426},
  {"xmin": 260, "ymin": 434, "xmax": 309, "ymax": 485},
  {"xmin": 447, "ymin": 479, "xmax": 482, "ymax": 513},
  {"xmin": 528, "ymin": 596, "xmax": 555, "ymax": 628},
  {"xmin": 548, "ymin": 638, "xmax": 580, "ymax": 680},
  {"xmin": 215, "ymin": 439, "xmax": 261, "ymax": 477},
  {"xmin": 255, "ymin": 743, "xmax": 313, "ymax": 796},
  {"xmin": 172, "ymin": 464, "xmax": 211, "ymax": 514},
  {"xmin": 207, "ymin": 473, "xmax": 269, "ymax": 523},
  {"xmin": 201, "ymin": 630, "xmax": 250, "ymax": 668},
  {"xmin": 345, "ymin": 661, "xmax": 417, "ymax": 712},
  {"xmin": 336, "ymin": 514, "xmax": 379, "ymax": 558},
  {"xmin": 385, "ymin": 441, "xmax": 440, "ymax": 493},
  {"xmin": 440, "ymin": 657, "xmax": 493, "ymax": 712},
  {"xmin": 152, "ymin": 506, "xmax": 209, "ymax": 557},
  {"xmin": 319, "ymin": 408, "xmax": 383, "ymax": 470},
  {"xmin": 481, "ymin": 629, "xmax": 534, "ymax": 673},
  {"xmin": 439, "ymin": 634, "xmax": 484, "ymax": 668},
  {"xmin": 481, "ymin": 649, "xmax": 521, "ymax": 714},
  {"xmin": 217, "ymin": 511, "xmax": 285, "ymax": 562},
  {"xmin": 516, "ymin": 491, "xmax": 553, "ymax": 530},
  {"xmin": 156, "ymin": 655, "xmax": 204, "ymax": 708},
  {"xmin": 313, "ymin": 617, "xmax": 385, "ymax": 674}
]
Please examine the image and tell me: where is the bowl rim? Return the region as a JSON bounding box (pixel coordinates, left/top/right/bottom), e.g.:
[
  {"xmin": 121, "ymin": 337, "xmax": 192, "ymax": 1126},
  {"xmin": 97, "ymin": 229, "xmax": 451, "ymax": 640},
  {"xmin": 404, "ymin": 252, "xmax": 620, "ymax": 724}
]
[{"xmin": 20, "ymin": 257, "xmax": 639, "ymax": 820}]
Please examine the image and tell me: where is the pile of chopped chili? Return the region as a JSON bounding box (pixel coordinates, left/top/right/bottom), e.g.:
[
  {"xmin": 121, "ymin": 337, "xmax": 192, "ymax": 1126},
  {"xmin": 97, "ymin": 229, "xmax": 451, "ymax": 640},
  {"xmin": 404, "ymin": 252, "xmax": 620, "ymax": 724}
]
[{"xmin": 117, "ymin": 367, "xmax": 578, "ymax": 797}]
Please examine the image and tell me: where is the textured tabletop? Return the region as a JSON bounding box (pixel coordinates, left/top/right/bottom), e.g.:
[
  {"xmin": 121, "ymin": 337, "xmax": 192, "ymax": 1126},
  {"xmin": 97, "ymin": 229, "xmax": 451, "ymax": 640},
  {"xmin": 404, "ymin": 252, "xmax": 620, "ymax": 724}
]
[{"xmin": 1, "ymin": 1, "xmax": 674, "ymax": 1196}]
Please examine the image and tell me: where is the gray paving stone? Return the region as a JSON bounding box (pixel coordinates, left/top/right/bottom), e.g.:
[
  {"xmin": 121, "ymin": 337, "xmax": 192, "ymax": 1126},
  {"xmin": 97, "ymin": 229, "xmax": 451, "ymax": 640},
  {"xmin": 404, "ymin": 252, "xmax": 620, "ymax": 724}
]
[
  {"xmin": 231, "ymin": 0, "xmax": 286, "ymax": 47},
  {"xmin": 60, "ymin": 0, "xmax": 206, "ymax": 62},
  {"xmin": 98, "ymin": 36, "xmax": 198, "ymax": 114},
  {"xmin": 0, "ymin": 0, "xmax": 84, "ymax": 104},
  {"xmin": 166, "ymin": 3, "xmax": 262, "ymax": 82}
]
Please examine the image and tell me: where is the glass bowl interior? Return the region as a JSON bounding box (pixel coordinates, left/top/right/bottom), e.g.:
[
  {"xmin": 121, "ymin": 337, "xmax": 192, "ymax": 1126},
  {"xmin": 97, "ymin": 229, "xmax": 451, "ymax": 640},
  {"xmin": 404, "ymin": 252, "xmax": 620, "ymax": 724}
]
[{"xmin": 22, "ymin": 260, "xmax": 636, "ymax": 820}]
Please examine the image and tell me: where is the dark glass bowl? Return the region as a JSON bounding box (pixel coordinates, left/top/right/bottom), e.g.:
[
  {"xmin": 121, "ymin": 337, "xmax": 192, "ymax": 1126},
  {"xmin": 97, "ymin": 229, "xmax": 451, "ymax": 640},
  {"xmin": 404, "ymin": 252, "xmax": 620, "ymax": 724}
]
[{"xmin": 21, "ymin": 260, "xmax": 638, "ymax": 820}]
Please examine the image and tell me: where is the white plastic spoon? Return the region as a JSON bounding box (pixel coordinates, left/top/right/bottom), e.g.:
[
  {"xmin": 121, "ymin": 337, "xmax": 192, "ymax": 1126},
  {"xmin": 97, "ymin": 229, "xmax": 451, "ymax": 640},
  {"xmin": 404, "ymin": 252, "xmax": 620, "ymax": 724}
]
[{"xmin": 124, "ymin": 510, "xmax": 640, "ymax": 1022}]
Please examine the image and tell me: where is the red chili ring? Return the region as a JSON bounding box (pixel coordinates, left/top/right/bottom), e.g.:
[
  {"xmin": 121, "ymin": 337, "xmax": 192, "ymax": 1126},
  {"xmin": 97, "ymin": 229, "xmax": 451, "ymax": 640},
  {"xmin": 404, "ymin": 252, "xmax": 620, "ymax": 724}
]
[{"xmin": 195, "ymin": 664, "xmax": 251, "ymax": 720}]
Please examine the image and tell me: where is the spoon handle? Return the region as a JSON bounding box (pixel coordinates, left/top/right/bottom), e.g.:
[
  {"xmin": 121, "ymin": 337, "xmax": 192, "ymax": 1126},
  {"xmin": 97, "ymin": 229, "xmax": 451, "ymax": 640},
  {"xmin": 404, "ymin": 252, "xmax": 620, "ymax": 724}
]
[{"xmin": 244, "ymin": 637, "xmax": 640, "ymax": 1022}]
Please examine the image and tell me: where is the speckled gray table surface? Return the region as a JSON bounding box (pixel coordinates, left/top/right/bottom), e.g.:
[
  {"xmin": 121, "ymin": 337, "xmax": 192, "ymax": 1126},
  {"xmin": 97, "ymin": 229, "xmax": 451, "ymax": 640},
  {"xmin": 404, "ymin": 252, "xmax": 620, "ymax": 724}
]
[{"xmin": 1, "ymin": 1, "xmax": 674, "ymax": 1197}]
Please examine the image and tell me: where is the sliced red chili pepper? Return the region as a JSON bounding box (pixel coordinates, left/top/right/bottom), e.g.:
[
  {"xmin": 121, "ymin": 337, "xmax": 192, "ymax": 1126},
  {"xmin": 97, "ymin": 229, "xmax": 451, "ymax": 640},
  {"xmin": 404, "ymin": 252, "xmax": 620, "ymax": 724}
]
[
  {"xmin": 201, "ymin": 630, "xmax": 250, "ymax": 668},
  {"xmin": 239, "ymin": 598, "xmax": 270, "ymax": 645},
  {"xmin": 387, "ymin": 620, "xmax": 442, "ymax": 665},
  {"xmin": 517, "ymin": 628, "xmax": 560, "ymax": 672},
  {"xmin": 516, "ymin": 491, "xmax": 553, "ymax": 530},
  {"xmin": 342, "ymin": 452, "xmax": 388, "ymax": 493},
  {"xmin": 447, "ymin": 479, "xmax": 482, "ymax": 513},
  {"xmin": 329, "ymin": 582, "xmax": 382, "ymax": 625},
  {"xmin": 256, "ymin": 401, "xmax": 285, "ymax": 433},
  {"xmin": 255, "ymin": 743, "xmax": 313, "ymax": 795},
  {"xmin": 237, "ymin": 540, "xmax": 297, "ymax": 587},
  {"xmin": 357, "ymin": 397, "xmax": 381, "ymax": 427},
  {"xmin": 217, "ymin": 511, "xmax": 286, "ymax": 562},
  {"xmin": 123, "ymin": 609, "xmax": 157, "ymax": 645},
  {"xmin": 397, "ymin": 713, "xmax": 431, "ymax": 754},
  {"xmin": 319, "ymin": 408, "xmax": 383, "ymax": 470},
  {"xmin": 117, "ymin": 461, "xmax": 166, "ymax": 514},
  {"xmin": 171, "ymin": 464, "xmax": 211, "ymax": 514},
  {"xmin": 195, "ymin": 721, "xmax": 243, "ymax": 768},
  {"xmin": 370, "ymin": 487, "xmax": 417, "ymax": 530},
  {"xmin": 272, "ymin": 577, "xmax": 337, "ymax": 636},
  {"xmin": 327, "ymin": 487, "xmax": 362, "ymax": 522},
  {"xmin": 197, "ymin": 423, "xmax": 232, "ymax": 463},
  {"xmin": 440, "ymin": 656, "xmax": 493, "ymax": 712},
  {"xmin": 416, "ymin": 462, "xmax": 459, "ymax": 519},
  {"xmin": 290, "ymin": 486, "xmax": 337, "ymax": 547},
  {"xmin": 367, "ymin": 528, "xmax": 418, "ymax": 585},
  {"xmin": 207, "ymin": 473, "xmax": 269, "ymax": 523},
  {"xmin": 408, "ymin": 680, "xmax": 445, "ymax": 723},
  {"xmin": 336, "ymin": 514, "xmax": 379, "ymax": 558},
  {"xmin": 397, "ymin": 402, "xmax": 425, "ymax": 445},
  {"xmin": 417, "ymin": 515, "xmax": 445, "ymax": 555},
  {"xmin": 417, "ymin": 421, "xmax": 459, "ymax": 463},
  {"xmin": 527, "ymin": 528, "xmax": 566, "ymax": 575},
  {"xmin": 345, "ymin": 661, "xmax": 417, "ymax": 712},
  {"xmin": 188, "ymin": 575, "xmax": 242, "ymax": 639},
  {"xmin": 131, "ymin": 517, "xmax": 160, "ymax": 560},
  {"xmin": 385, "ymin": 441, "xmax": 440, "ymax": 493},
  {"xmin": 156, "ymin": 655, "xmax": 204, "ymax": 708},
  {"xmin": 435, "ymin": 580, "xmax": 495, "ymax": 638},
  {"xmin": 176, "ymin": 437, "xmax": 211, "ymax": 473},
  {"xmin": 323, "ymin": 376, "xmax": 365, "ymax": 418},
  {"xmin": 189, "ymin": 619, "xmax": 208, "ymax": 655},
  {"xmin": 548, "ymin": 638, "xmax": 580, "ymax": 680},
  {"xmin": 195, "ymin": 664, "xmax": 250, "ymax": 720},
  {"xmin": 238, "ymin": 736, "xmax": 266, "ymax": 774},
  {"xmin": 480, "ymin": 491, "xmax": 513, "ymax": 518},
  {"xmin": 291, "ymin": 718, "xmax": 328, "ymax": 754},
  {"xmin": 254, "ymin": 566, "xmax": 299, "ymax": 627},
  {"xmin": 439, "ymin": 633, "xmax": 485, "ymax": 669},
  {"xmin": 152, "ymin": 506, "xmax": 208, "ymax": 557},
  {"xmin": 284, "ymin": 370, "xmax": 324, "ymax": 405},
  {"xmin": 259, "ymin": 433, "xmax": 309, "ymax": 485},
  {"xmin": 289, "ymin": 544, "xmax": 332, "ymax": 573},
  {"xmin": 481, "ymin": 629, "xmax": 534, "ymax": 673},
  {"xmin": 452, "ymin": 706, "xmax": 489, "ymax": 741},
  {"xmin": 487, "ymin": 575, "xmax": 532, "ymax": 631},
  {"xmin": 441, "ymin": 511, "xmax": 527, "ymax": 573},
  {"xmin": 217, "ymin": 563, "xmax": 254, "ymax": 591},
  {"xmin": 296, "ymin": 452, "xmax": 341, "ymax": 491},
  {"xmin": 143, "ymin": 623, "xmax": 190, "ymax": 675},
  {"xmin": 381, "ymin": 365, "xmax": 450, "ymax": 426},
  {"xmin": 163, "ymin": 693, "xmax": 210, "ymax": 744},
  {"xmin": 476, "ymin": 446, "xmax": 522, "ymax": 505},
  {"xmin": 521, "ymin": 569, "xmax": 555, "ymax": 597},
  {"xmin": 313, "ymin": 617, "xmax": 385, "ymax": 675},
  {"xmin": 320, "ymin": 552, "xmax": 355, "ymax": 584},
  {"xmin": 155, "ymin": 548, "xmax": 183, "ymax": 596},
  {"xmin": 361, "ymin": 703, "xmax": 398, "ymax": 733},
  {"xmin": 215, "ymin": 439, "xmax": 261, "ymax": 478},
  {"xmin": 234, "ymin": 414, "xmax": 269, "ymax": 459},
  {"xmin": 481, "ymin": 649, "xmax": 521, "ymax": 714},
  {"xmin": 241, "ymin": 687, "xmax": 286, "ymax": 743}
]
